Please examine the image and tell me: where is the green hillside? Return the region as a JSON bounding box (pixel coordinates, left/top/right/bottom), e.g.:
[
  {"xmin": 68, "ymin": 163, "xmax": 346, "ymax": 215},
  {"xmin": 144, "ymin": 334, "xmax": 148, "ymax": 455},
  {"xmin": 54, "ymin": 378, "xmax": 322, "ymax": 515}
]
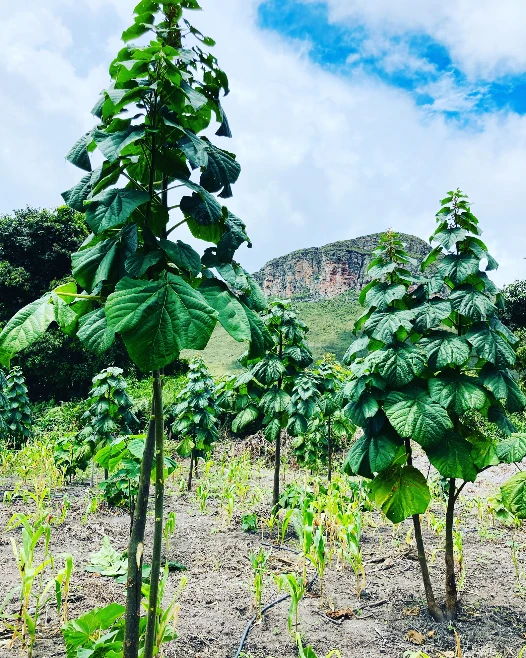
[{"xmin": 182, "ymin": 291, "xmax": 361, "ymax": 377}]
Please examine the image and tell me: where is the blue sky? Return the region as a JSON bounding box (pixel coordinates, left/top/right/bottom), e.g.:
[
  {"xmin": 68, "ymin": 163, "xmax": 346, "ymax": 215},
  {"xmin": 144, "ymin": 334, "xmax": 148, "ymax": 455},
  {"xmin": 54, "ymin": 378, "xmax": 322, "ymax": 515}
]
[
  {"xmin": 258, "ymin": 0, "xmax": 526, "ymax": 117},
  {"xmin": 0, "ymin": 0, "xmax": 525, "ymax": 285}
]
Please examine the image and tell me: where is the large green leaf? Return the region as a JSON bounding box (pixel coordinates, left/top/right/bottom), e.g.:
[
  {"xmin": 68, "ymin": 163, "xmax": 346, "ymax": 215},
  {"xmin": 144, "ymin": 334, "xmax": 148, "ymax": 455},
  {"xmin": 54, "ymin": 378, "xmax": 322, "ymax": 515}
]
[
  {"xmin": 363, "ymin": 309, "xmax": 415, "ymax": 343},
  {"xmin": 66, "ymin": 132, "xmax": 93, "ymax": 172},
  {"xmin": 433, "ymin": 227, "xmax": 467, "ymax": 251},
  {"xmin": 244, "ymin": 306, "xmax": 272, "ymax": 359},
  {"xmin": 0, "ymin": 295, "xmax": 55, "ymax": 366},
  {"xmin": 260, "ymin": 388, "xmax": 290, "ymax": 415},
  {"xmin": 344, "ymin": 392, "xmax": 379, "ymax": 426},
  {"xmin": 385, "ymin": 388, "xmax": 453, "ymax": 447},
  {"xmin": 52, "ymin": 294, "xmax": 78, "ymax": 336},
  {"xmin": 501, "ymin": 472, "xmax": 526, "ymax": 519},
  {"xmin": 125, "ymin": 251, "xmax": 163, "ymax": 278},
  {"xmin": 180, "ymin": 189, "xmax": 223, "ymax": 227},
  {"xmin": 370, "ymin": 464, "xmax": 430, "ymax": 523},
  {"xmin": 375, "ymin": 342, "xmax": 425, "ymax": 386},
  {"xmin": 232, "ymin": 405, "xmax": 259, "ymax": 433},
  {"xmin": 481, "ymin": 367, "xmax": 526, "ymax": 412},
  {"xmin": 412, "ymin": 300, "xmax": 452, "ymax": 332},
  {"xmin": 496, "ymin": 434, "xmax": 526, "ymax": 464},
  {"xmin": 449, "ymin": 285, "xmax": 496, "ymax": 320},
  {"xmin": 198, "ymin": 279, "xmax": 251, "ymax": 342},
  {"xmin": 427, "ymin": 433, "xmax": 477, "ymax": 481},
  {"xmin": 437, "ymin": 254, "xmax": 479, "ymax": 284},
  {"xmin": 343, "ymin": 436, "xmax": 373, "ymax": 479},
  {"xmin": 62, "ymin": 167, "xmax": 103, "ymax": 212},
  {"xmin": 93, "ymin": 125, "xmax": 145, "ymax": 162},
  {"xmin": 420, "ymin": 332, "xmax": 471, "ymax": 368},
  {"xmin": 86, "ymin": 188, "xmax": 149, "ymax": 234},
  {"xmin": 159, "ymin": 239, "xmax": 201, "ymax": 277},
  {"xmin": 468, "ymin": 433, "xmax": 499, "ymax": 469},
  {"xmin": 368, "ymin": 434, "xmax": 402, "ymax": 473},
  {"xmin": 428, "ymin": 374, "xmax": 486, "ymax": 415},
  {"xmin": 77, "ymin": 309, "xmax": 116, "ymax": 354},
  {"xmin": 72, "ymin": 225, "xmax": 137, "ymax": 293},
  {"xmin": 216, "ymin": 212, "xmax": 251, "ymax": 262},
  {"xmin": 466, "ymin": 324, "xmax": 516, "ymax": 368},
  {"xmin": 105, "ymin": 274, "xmax": 217, "ymax": 371},
  {"xmin": 200, "ymin": 143, "xmax": 240, "ymax": 197},
  {"xmin": 364, "ymin": 283, "xmax": 406, "ymax": 311}
]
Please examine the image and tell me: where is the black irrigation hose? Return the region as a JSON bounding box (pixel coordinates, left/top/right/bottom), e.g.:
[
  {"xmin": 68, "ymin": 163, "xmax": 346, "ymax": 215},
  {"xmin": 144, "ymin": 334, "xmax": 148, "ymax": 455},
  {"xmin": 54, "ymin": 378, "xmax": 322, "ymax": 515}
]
[{"xmin": 233, "ymin": 543, "xmax": 318, "ymax": 658}]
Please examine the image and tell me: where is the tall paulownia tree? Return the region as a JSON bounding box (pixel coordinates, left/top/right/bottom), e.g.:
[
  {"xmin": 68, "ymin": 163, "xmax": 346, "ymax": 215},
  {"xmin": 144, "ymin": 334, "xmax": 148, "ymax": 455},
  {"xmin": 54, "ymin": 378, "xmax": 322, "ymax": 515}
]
[
  {"xmin": 171, "ymin": 356, "xmax": 219, "ymax": 490},
  {"xmin": 290, "ymin": 354, "xmax": 355, "ymax": 480},
  {"xmin": 230, "ymin": 300, "xmax": 312, "ymax": 506},
  {"xmin": 0, "ymin": 3, "xmax": 265, "ymax": 656},
  {"xmin": 342, "ymin": 204, "xmax": 525, "ymax": 622}
]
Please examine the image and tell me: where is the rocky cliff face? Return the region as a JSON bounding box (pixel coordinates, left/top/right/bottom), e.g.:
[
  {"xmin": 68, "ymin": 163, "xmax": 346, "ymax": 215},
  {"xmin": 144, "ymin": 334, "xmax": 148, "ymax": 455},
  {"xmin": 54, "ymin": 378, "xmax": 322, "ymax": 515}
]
[{"xmin": 252, "ymin": 233, "xmax": 431, "ymax": 301}]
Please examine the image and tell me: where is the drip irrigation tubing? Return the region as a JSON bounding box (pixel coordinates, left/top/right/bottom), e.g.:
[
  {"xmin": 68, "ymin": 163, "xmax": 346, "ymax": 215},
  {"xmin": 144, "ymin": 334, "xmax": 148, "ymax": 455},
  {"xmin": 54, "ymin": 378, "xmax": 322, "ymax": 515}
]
[{"xmin": 233, "ymin": 543, "xmax": 318, "ymax": 658}]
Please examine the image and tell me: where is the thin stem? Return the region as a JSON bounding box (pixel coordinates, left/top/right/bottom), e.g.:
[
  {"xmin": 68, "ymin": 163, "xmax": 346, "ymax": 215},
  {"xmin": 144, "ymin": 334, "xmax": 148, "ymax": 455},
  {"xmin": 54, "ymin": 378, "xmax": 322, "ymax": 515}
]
[
  {"xmin": 144, "ymin": 371, "xmax": 165, "ymax": 658},
  {"xmin": 273, "ymin": 331, "xmax": 284, "ymax": 507},
  {"xmin": 327, "ymin": 416, "xmax": 332, "ymax": 483},
  {"xmin": 405, "ymin": 438, "xmax": 444, "ymax": 622},
  {"xmin": 445, "ymin": 477, "xmax": 458, "ymax": 620},
  {"xmin": 123, "ymin": 402, "xmax": 156, "ymax": 658}
]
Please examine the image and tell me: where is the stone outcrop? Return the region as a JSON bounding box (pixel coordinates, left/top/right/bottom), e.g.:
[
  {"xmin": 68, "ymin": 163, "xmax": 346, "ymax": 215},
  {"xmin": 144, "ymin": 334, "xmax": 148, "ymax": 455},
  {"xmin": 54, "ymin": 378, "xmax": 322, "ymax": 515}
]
[{"xmin": 252, "ymin": 233, "xmax": 431, "ymax": 301}]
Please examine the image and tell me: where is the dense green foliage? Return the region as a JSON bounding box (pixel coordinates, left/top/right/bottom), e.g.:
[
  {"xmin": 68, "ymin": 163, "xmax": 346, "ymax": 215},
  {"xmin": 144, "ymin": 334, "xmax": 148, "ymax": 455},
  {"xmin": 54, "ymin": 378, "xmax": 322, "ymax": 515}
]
[
  {"xmin": 172, "ymin": 357, "xmax": 219, "ymax": 489},
  {"xmin": 3, "ymin": 366, "xmax": 32, "ymax": 448},
  {"xmin": 341, "ymin": 193, "xmax": 525, "ymax": 620}
]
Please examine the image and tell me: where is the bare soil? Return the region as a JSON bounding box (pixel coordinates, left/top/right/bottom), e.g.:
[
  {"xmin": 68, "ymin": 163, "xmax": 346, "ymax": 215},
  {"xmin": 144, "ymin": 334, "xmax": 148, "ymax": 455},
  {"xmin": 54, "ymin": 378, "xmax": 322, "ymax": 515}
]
[{"xmin": 1, "ymin": 456, "xmax": 526, "ymax": 658}]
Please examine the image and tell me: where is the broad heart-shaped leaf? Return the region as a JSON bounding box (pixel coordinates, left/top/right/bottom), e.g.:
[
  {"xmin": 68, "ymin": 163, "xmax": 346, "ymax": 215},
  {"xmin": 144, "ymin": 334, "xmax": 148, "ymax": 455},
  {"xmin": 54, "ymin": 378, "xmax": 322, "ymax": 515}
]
[
  {"xmin": 93, "ymin": 125, "xmax": 145, "ymax": 162},
  {"xmin": 496, "ymin": 434, "xmax": 526, "ymax": 464},
  {"xmin": 437, "ymin": 254, "xmax": 480, "ymax": 285},
  {"xmin": 176, "ymin": 129, "xmax": 209, "ymax": 168},
  {"xmin": 86, "ymin": 188, "xmax": 149, "ymax": 234},
  {"xmin": 105, "ymin": 274, "xmax": 217, "ymax": 371},
  {"xmin": 200, "ymin": 143, "xmax": 241, "ymax": 197},
  {"xmin": 72, "ymin": 225, "xmax": 137, "ymax": 293},
  {"xmin": 428, "ymin": 374, "xmax": 486, "ymax": 415},
  {"xmin": 62, "ymin": 167, "xmax": 103, "ymax": 212},
  {"xmin": 52, "ymin": 294, "xmax": 78, "ymax": 336},
  {"xmin": 159, "ymin": 239, "xmax": 201, "ymax": 276},
  {"xmin": 427, "ymin": 433, "xmax": 478, "ymax": 481},
  {"xmin": 449, "ymin": 285, "xmax": 496, "ymax": 321},
  {"xmin": 468, "ymin": 433, "xmax": 499, "ymax": 470},
  {"xmin": 66, "ymin": 131, "xmax": 93, "ymax": 172},
  {"xmin": 420, "ymin": 332, "xmax": 471, "ymax": 369},
  {"xmin": 232, "ymin": 405, "xmax": 259, "ymax": 433},
  {"xmin": 370, "ymin": 464, "xmax": 430, "ymax": 524},
  {"xmin": 481, "ymin": 367, "xmax": 526, "ymax": 412},
  {"xmin": 264, "ymin": 418, "xmax": 281, "ymax": 442},
  {"xmin": 260, "ymin": 388, "xmax": 290, "ymax": 415},
  {"xmin": 180, "ymin": 189, "xmax": 223, "ymax": 227},
  {"xmin": 374, "ymin": 342, "xmax": 425, "ymax": 387},
  {"xmin": 198, "ymin": 279, "xmax": 251, "ymax": 342},
  {"xmin": 252, "ymin": 355, "xmax": 286, "ymax": 385},
  {"xmin": 344, "ymin": 433, "xmax": 402, "ymax": 479},
  {"xmin": 244, "ymin": 306, "xmax": 273, "ymax": 359},
  {"xmin": 501, "ymin": 472, "xmax": 526, "ymax": 519},
  {"xmin": 343, "ymin": 335, "xmax": 370, "ymax": 364},
  {"xmin": 363, "ymin": 283, "xmax": 406, "ymax": 311},
  {"xmin": 412, "ymin": 300, "xmax": 452, "ymax": 332},
  {"xmin": 125, "ymin": 251, "xmax": 163, "ymax": 278},
  {"xmin": 385, "ymin": 388, "xmax": 453, "ymax": 448},
  {"xmin": 364, "ymin": 309, "xmax": 415, "ymax": 343},
  {"xmin": 0, "ymin": 295, "xmax": 55, "ymax": 366},
  {"xmin": 344, "ymin": 392, "xmax": 379, "ymax": 426},
  {"xmin": 216, "ymin": 212, "xmax": 251, "ymax": 262},
  {"xmin": 433, "ymin": 227, "xmax": 468, "ymax": 251},
  {"xmin": 466, "ymin": 323, "xmax": 516, "ymax": 368},
  {"xmin": 488, "ymin": 405, "xmax": 518, "ymax": 436},
  {"xmin": 77, "ymin": 308, "xmax": 116, "ymax": 354}
]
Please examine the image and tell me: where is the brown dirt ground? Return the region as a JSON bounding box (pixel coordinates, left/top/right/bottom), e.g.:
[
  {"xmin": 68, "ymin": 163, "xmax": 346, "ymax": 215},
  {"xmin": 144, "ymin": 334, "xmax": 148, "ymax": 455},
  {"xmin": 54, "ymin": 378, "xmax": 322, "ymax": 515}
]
[{"xmin": 1, "ymin": 451, "xmax": 526, "ymax": 658}]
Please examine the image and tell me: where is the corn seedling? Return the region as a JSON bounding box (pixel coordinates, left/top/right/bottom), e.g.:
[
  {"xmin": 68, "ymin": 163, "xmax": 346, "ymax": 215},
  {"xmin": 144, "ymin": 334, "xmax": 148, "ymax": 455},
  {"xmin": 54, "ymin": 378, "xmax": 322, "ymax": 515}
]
[
  {"xmin": 296, "ymin": 634, "xmax": 342, "ymax": 658},
  {"xmin": 453, "ymin": 522, "xmax": 466, "ymax": 591},
  {"xmin": 273, "ymin": 572, "xmax": 305, "ymax": 636},
  {"xmin": 308, "ymin": 525, "xmax": 327, "ymax": 603},
  {"xmin": 249, "ymin": 548, "xmax": 271, "ymax": 620},
  {"xmin": 163, "ymin": 512, "xmax": 177, "ymax": 556},
  {"xmin": 195, "ymin": 484, "xmax": 209, "ymax": 512},
  {"xmin": 55, "ymin": 554, "xmax": 74, "ymax": 624}
]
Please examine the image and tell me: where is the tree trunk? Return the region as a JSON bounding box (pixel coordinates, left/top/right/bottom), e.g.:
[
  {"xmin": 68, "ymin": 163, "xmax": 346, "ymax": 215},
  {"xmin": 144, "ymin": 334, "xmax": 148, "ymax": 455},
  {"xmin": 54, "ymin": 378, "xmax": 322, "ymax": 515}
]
[
  {"xmin": 445, "ymin": 477, "xmax": 458, "ymax": 620},
  {"xmin": 123, "ymin": 397, "xmax": 156, "ymax": 658},
  {"xmin": 412, "ymin": 513, "xmax": 444, "ymax": 622},
  {"xmin": 144, "ymin": 371, "xmax": 164, "ymax": 658},
  {"xmin": 327, "ymin": 417, "xmax": 332, "ymax": 483},
  {"xmin": 405, "ymin": 438, "xmax": 443, "ymax": 622},
  {"xmin": 272, "ymin": 430, "xmax": 281, "ymax": 508},
  {"xmin": 187, "ymin": 449, "xmax": 195, "ymax": 491}
]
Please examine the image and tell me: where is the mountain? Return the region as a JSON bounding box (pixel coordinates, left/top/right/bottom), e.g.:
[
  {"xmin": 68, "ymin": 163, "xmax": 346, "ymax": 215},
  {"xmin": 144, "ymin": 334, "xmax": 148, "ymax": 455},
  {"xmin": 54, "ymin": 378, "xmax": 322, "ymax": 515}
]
[
  {"xmin": 252, "ymin": 232, "xmax": 431, "ymax": 301},
  {"xmin": 188, "ymin": 232, "xmax": 430, "ymax": 375}
]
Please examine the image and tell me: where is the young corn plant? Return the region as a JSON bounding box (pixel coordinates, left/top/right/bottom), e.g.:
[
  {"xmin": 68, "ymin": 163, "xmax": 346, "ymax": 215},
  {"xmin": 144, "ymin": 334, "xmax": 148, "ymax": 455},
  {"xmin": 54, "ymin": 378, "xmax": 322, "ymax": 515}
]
[
  {"xmin": 0, "ymin": 2, "xmax": 265, "ymax": 656},
  {"xmin": 273, "ymin": 572, "xmax": 305, "ymax": 636},
  {"xmin": 230, "ymin": 300, "xmax": 313, "ymax": 506},
  {"xmin": 171, "ymin": 357, "xmax": 219, "ymax": 491},
  {"xmin": 342, "ymin": 199, "xmax": 525, "ymax": 621},
  {"xmin": 249, "ymin": 547, "xmax": 271, "ymax": 620}
]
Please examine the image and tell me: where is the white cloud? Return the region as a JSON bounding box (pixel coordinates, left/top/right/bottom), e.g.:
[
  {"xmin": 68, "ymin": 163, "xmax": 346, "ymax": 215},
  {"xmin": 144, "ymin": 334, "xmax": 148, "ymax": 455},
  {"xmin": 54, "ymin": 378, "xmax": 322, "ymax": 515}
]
[
  {"xmin": 304, "ymin": 0, "xmax": 526, "ymax": 80},
  {"xmin": 0, "ymin": 0, "xmax": 525, "ymax": 289}
]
